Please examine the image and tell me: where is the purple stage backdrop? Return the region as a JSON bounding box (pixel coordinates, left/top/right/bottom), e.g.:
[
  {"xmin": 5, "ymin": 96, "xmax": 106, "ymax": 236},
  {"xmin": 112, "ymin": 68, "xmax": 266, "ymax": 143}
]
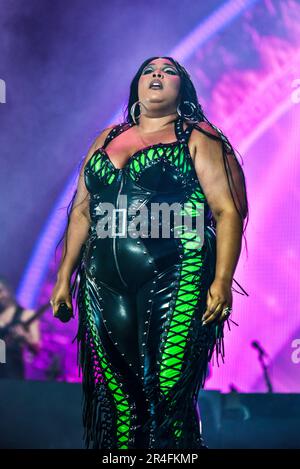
[{"xmin": 1, "ymin": 0, "xmax": 300, "ymax": 392}]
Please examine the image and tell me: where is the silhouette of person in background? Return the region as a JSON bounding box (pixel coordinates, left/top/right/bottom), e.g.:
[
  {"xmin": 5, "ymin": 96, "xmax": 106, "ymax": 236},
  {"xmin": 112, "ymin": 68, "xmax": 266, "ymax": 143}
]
[{"xmin": 0, "ymin": 275, "xmax": 40, "ymax": 379}]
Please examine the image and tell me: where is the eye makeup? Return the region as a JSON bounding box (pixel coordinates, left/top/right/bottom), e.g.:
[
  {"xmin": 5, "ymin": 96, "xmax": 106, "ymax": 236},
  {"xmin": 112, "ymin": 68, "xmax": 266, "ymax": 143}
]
[{"xmin": 142, "ymin": 64, "xmax": 178, "ymax": 75}]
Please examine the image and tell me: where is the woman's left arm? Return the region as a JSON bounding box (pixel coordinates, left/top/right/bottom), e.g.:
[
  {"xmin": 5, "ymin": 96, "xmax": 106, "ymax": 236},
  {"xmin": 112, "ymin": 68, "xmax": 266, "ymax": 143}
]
[{"xmin": 192, "ymin": 125, "xmax": 245, "ymax": 325}]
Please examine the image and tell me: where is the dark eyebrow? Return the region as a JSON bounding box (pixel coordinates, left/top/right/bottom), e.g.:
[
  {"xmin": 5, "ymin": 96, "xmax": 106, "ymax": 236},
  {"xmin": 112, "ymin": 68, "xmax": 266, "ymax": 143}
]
[{"xmin": 145, "ymin": 62, "xmax": 176, "ymax": 68}]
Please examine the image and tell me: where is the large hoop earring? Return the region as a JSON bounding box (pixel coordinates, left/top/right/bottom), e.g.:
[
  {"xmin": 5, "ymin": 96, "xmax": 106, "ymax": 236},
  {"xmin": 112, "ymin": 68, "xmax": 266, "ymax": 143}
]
[
  {"xmin": 130, "ymin": 100, "xmax": 148, "ymax": 125},
  {"xmin": 177, "ymin": 101, "xmax": 199, "ymax": 123}
]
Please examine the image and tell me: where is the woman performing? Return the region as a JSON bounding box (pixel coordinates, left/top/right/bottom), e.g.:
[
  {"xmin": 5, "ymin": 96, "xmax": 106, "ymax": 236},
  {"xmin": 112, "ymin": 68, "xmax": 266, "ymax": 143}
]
[{"xmin": 51, "ymin": 56, "xmax": 249, "ymax": 450}]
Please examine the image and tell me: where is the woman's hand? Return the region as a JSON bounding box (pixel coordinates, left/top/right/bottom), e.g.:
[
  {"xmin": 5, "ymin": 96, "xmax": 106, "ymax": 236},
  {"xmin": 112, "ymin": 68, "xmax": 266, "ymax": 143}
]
[
  {"xmin": 202, "ymin": 278, "xmax": 232, "ymax": 325},
  {"xmin": 50, "ymin": 278, "xmax": 73, "ymax": 318}
]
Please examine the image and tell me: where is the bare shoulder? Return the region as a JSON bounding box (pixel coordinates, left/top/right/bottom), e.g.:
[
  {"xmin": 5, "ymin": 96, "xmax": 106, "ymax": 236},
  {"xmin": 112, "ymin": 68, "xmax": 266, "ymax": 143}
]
[
  {"xmin": 92, "ymin": 123, "xmax": 119, "ymax": 151},
  {"xmin": 190, "ymin": 121, "xmax": 220, "ymax": 144},
  {"xmin": 82, "ymin": 123, "xmax": 119, "ymax": 168},
  {"xmin": 188, "ymin": 121, "xmax": 221, "ymax": 162}
]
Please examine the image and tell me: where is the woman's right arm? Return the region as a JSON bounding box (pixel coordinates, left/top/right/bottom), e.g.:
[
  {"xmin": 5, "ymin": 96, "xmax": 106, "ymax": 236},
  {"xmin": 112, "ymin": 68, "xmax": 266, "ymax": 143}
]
[{"xmin": 51, "ymin": 126, "xmax": 115, "ymax": 316}]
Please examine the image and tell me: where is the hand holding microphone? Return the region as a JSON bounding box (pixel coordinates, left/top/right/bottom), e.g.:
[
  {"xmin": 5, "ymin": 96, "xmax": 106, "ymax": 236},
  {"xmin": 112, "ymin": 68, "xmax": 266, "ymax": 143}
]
[{"xmin": 50, "ymin": 279, "xmax": 74, "ymax": 323}]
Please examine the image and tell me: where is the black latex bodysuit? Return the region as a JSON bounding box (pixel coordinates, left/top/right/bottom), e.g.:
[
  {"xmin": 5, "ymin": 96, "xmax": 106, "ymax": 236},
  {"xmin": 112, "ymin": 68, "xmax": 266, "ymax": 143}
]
[{"xmin": 73, "ymin": 116, "xmax": 241, "ymax": 449}]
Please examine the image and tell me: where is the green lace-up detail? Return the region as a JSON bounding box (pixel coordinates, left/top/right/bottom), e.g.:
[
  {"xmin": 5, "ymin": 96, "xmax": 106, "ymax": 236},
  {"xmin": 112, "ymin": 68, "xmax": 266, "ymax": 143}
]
[
  {"xmin": 84, "ymin": 279, "xmax": 132, "ymax": 449},
  {"xmin": 127, "ymin": 144, "xmax": 194, "ymax": 181},
  {"xmin": 88, "ymin": 150, "xmax": 117, "ymax": 185},
  {"xmin": 158, "ymin": 185, "xmax": 206, "ymax": 441}
]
